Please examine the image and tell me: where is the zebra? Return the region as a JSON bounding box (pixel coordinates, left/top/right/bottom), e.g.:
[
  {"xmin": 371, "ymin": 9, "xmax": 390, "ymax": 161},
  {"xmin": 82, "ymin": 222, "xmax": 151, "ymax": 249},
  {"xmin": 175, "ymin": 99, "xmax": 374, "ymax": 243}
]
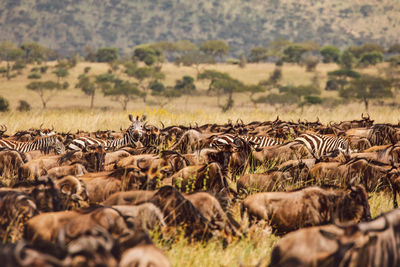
[
  {"xmin": 68, "ymin": 115, "xmax": 146, "ymax": 151},
  {"xmin": 0, "ymin": 133, "xmax": 65, "ymax": 154},
  {"xmin": 210, "ymin": 133, "xmax": 283, "ymax": 150},
  {"xmin": 294, "ymin": 133, "xmax": 350, "ymax": 159}
]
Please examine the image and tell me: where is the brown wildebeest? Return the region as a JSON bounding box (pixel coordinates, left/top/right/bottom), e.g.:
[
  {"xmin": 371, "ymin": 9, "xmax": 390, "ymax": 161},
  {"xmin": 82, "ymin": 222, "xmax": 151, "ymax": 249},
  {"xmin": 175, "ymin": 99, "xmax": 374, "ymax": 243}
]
[
  {"xmin": 185, "ymin": 192, "xmax": 241, "ymax": 237},
  {"xmin": 0, "ymin": 150, "xmax": 24, "ymax": 178},
  {"xmin": 119, "ymin": 245, "xmax": 171, "ymax": 267},
  {"xmin": 0, "ymin": 191, "xmax": 38, "ymax": 242},
  {"xmin": 269, "ymin": 209, "xmax": 399, "ymax": 267},
  {"xmin": 80, "ymin": 167, "xmax": 147, "ymax": 203},
  {"xmin": 112, "ymin": 203, "xmax": 166, "ymax": 231},
  {"xmin": 241, "ymin": 185, "xmax": 371, "ymax": 234},
  {"xmin": 102, "ymin": 190, "xmax": 156, "ymax": 206},
  {"xmin": 25, "ymin": 206, "xmax": 133, "ymax": 244},
  {"xmin": 170, "ymin": 162, "xmax": 231, "ymax": 200},
  {"xmin": 149, "ymin": 186, "xmax": 213, "ymax": 240},
  {"xmin": 320, "ymin": 209, "xmax": 400, "ymax": 267}
]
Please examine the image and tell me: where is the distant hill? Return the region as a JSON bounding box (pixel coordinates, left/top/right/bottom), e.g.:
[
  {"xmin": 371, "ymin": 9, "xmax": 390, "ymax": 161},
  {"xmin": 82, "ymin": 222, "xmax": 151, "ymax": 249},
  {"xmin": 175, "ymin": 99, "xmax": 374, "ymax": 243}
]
[{"xmin": 0, "ymin": 0, "xmax": 399, "ymax": 56}]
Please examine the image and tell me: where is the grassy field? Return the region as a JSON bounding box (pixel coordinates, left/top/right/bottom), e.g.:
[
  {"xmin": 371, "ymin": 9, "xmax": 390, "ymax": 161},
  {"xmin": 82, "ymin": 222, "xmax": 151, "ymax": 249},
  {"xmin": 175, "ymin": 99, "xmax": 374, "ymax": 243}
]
[{"xmin": 0, "ymin": 61, "xmax": 397, "ymax": 266}]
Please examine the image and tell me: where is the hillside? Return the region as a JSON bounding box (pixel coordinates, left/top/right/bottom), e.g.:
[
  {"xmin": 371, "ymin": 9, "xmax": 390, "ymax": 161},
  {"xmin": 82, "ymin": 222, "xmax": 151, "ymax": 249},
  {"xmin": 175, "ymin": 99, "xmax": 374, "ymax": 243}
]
[{"xmin": 0, "ymin": 0, "xmax": 399, "ymax": 56}]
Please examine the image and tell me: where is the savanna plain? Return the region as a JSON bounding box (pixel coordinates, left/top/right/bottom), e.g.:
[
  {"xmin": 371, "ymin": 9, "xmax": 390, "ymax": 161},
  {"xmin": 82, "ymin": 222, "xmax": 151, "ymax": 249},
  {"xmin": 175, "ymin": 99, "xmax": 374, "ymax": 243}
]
[{"xmin": 0, "ymin": 62, "xmax": 397, "ymax": 266}]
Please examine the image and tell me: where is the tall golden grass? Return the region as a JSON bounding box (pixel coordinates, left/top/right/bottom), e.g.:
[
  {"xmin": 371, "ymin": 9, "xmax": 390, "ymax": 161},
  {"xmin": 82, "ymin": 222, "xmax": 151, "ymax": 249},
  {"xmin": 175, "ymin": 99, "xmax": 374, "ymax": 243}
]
[{"xmin": 0, "ymin": 61, "xmax": 396, "ymax": 266}]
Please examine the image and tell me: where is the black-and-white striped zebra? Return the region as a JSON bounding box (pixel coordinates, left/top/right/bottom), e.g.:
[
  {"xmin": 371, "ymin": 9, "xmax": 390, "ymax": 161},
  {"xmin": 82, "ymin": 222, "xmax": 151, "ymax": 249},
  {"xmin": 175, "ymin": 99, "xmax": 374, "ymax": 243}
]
[
  {"xmin": 210, "ymin": 133, "xmax": 283, "ymax": 150},
  {"xmin": 68, "ymin": 115, "xmax": 145, "ymax": 151},
  {"xmin": 294, "ymin": 133, "xmax": 350, "ymax": 159},
  {"xmin": 0, "ymin": 134, "xmax": 65, "ymax": 154}
]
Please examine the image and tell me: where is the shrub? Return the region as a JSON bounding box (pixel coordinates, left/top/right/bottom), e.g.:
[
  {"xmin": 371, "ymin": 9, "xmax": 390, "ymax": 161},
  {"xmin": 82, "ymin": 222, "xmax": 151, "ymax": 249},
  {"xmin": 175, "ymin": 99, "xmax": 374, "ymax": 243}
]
[
  {"xmin": 17, "ymin": 100, "xmax": 31, "ymax": 112},
  {"xmin": 28, "ymin": 73, "xmax": 42, "ymax": 79},
  {"xmin": 0, "ymin": 96, "xmax": 9, "ymax": 112}
]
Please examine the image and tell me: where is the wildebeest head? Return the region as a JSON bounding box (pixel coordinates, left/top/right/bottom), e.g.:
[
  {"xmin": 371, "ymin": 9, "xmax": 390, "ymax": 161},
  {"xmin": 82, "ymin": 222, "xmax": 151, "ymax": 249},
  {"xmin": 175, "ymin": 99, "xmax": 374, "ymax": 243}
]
[
  {"xmin": 128, "ymin": 114, "xmax": 146, "ymax": 141},
  {"xmin": 343, "ymin": 184, "xmax": 371, "ymax": 222}
]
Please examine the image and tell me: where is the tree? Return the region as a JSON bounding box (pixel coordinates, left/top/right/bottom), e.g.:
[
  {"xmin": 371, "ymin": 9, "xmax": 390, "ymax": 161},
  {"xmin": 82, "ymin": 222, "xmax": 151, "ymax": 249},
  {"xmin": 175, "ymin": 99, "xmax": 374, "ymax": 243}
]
[
  {"xmin": 200, "ymin": 40, "xmax": 230, "ymax": 61},
  {"xmin": 174, "ymin": 76, "xmax": 196, "ymax": 107},
  {"xmin": 175, "ymin": 50, "xmax": 213, "ymax": 74},
  {"xmin": 339, "ymin": 75, "xmax": 392, "ymax": 110},
  {"xmin": 247, "ymin": 84, "xmax": 265, "ymax": 107},
  {"xmin": 17, "ymin": 100, "xmax": 31, "ymax": 112},
  {"xmin": 248, "ymin": 47, "xmax": 269, "ymax": 63},
  {"xmin": 282, "ymin": 44, "xmax": 310, "ymax": 63},
  {"xmin": 320, "ymin": 45, "xmax": 341, "ymax": 63},
  {"xmin": 125, "ymin": 65, "xmax": 165, "ymax": 102},
  {"xmin": 20, "ymin": 42, "xmax": 54, "ymax": 64},
  {"xmin": 133, "ymin": 45, "xmax": 163, "ymax": 66},
  {"xmin": 96, "ymin": 47, "xmax": 119, "ymax": 62},
  {"xmin": 388, "ymin": 43, "xmax": 400, "ymax": 54},
  {"xmin": 255, "ymin": 84, "xmax": 320, "ymax": 108},
  {"xmin": 359, "ymin": 52, "xmax": 384, "ymax": 66},
  {"xmin": 347, "ymin": 43, "xmax": 384, "ymax": 59},
  {"xmin": 0, "ymin": 42, "xmax": 23, "ymax": 80},
  {"xmin": 26, "ymin": 80, "xmax": 65, "ymax": 109},
  {"xmin": 76, "ymin": 72, "xmax": 115, "ymax": 109},
  {"xmin": 326, "ymin": 69, "xmax": 361, "ymax": 91},
  {"xmin": 150, "ymin": 81, "xmax": 181, "ymax": 108},
  {"xmin": 340, "ymin": 50, "xmax": 357, "ymax": 69},
  {"xmin": 198, "ymin": 70, "xmax": 246, "ymax": 112},
  {"xmin": 302, "ymin": 56, "xmax": 319, "ymax": 72},
  {"xmin": 103, "ymin": 79, "xmax": 144, "ymax": 110},
  {"xmin": 53, "ymin": 68, "xmax": 69, "ymax": 85},
  {"xmin": 0, "ymin": 96, "xmax": 9, "ymax": 112}
]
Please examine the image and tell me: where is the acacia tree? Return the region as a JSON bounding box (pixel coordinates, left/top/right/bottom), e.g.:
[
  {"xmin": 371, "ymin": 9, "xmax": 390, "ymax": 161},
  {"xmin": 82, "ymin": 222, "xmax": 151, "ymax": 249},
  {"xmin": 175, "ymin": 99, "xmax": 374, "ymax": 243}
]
[
  {"xmin": 103, "ymin": 79, "xmax": 144, "ymax": 110},
  {"xmin": 76, "ymin": 72, "xmax": 114, "ymax": 109},
  {"xmin": 198, "ymin": 70, "xmax": 246, "ymax": 112},
  {"xmin": 174, "ymin": 76, "xmax": 196, "ymax": 107},
  {"xmin": 339, "ymin": 75, "xmax": 392, "ymax": 110},
  {"xmin": 150, "ymin": 81, "xmax": 181, "ymax": 108},
  {"xmin": 20, "ymin": 42, "xmax": 54, "ymax": 64},
  {"xmin": 0, "ymin": 42, "xmax": 23, "ymax": 80},
  {"xmin": 200, "ymin": 40, "xmax": 230, "ymax": 62},
  {"xmin": 125, "ymin": 65, "xmax": 165, "ymax": 102},
  {"xmin": 26, "ymin": 80, "xmax": 66, "ymax": 109}
]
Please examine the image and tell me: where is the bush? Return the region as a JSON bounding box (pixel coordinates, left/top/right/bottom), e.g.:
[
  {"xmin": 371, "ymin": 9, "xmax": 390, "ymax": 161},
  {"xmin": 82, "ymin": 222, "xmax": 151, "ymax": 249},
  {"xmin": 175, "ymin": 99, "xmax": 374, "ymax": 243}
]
[
  {"xmin": 17, "ymin": 100, "xmax": 31, "ymax": 112},
  {"xmin": 302, "ymin": 56, "xmax": 319, "ymax": 72},
  {"xmin": 269, "ymin": 68, "xmax": 282, "ymax": 84},
  {"xmin": 150, "ymin": 81, "xmax": 165, "ymax": 94},
  {"xmin": 84, "ymin": 66, "xmax": 91, "ymax": 74},
  {"xmin": 40, "ymin": 66, "xmax": 48, "ymax": 73},
  {"xmin": 0, "ymin": 96, "xmax": 9, "ymax": 112},
  {"xmin": 359, "ymin": 52, "xmax": 384, "ymax": 66},
  {"xmin": 0, "ymin": 67, "xmax": 6, "ymax": 73},
  {"xmin": 28, "ymin": 73, "xmax": 42, "ymax": 79},
  {"xmin": 303, "ymin": 95, "xmax": 323, "ymax": 105},
  {"xmin": 12, "ymin": 60, "xmax": 26, "ymax": 70},
  {"xmin": 320, "ymin": 45, "xmax": 341, "ymax": 63}
]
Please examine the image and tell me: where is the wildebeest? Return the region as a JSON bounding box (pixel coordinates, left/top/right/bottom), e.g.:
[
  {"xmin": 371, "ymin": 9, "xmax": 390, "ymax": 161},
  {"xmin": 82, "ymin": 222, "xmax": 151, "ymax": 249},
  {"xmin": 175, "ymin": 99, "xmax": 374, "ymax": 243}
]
[
  {"xmin": 269, "ymin": 209, "xmax": 400, "ymax": 267},
  {"xmin": 0, "ymin": 191, "xmax": 38, "ymax": 242},
  {"xmin": 241, "ymin": 185, "xmax": 371, "ymax": 233}
]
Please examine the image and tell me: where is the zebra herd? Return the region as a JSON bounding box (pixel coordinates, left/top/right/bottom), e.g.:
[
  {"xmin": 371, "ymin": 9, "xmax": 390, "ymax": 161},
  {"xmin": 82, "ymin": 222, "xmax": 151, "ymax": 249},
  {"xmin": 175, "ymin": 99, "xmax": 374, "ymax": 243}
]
[{"xmin": 0, "ymin": 115, "xmax": 351, "ymax": 161}]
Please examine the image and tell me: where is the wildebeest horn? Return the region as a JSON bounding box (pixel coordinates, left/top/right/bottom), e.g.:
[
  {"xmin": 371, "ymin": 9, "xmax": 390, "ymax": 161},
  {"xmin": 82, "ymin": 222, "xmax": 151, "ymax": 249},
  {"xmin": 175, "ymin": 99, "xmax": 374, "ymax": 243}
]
[
  {"xmin": 348, "ymin": 176, "xmax": 358, "ymax": 186},
  {"xmin": 358, "ymin": 214, "xmax": 389, "ymax": 233},
  {"xmin": 136, "ymin": 158, "xmax": 148, "ymax": 171},
  {"xmin": 51, "ymin": 125, "xmax": 54, "ymax": 131},
  {"xmin": 160, "ymin": 121, "xmax": 165, "ymax": 129},
  {"xmin": 0, "ymin": 124, "xmax": 7, "ymax": 134}
]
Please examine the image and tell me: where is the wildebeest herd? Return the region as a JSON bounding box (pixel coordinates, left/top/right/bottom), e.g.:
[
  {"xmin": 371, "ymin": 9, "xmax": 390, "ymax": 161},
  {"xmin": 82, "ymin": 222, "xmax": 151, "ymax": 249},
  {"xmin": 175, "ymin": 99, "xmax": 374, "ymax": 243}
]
[{"xmin": 0, "ymin": 113, "xmax": 400, "ymax": 266}]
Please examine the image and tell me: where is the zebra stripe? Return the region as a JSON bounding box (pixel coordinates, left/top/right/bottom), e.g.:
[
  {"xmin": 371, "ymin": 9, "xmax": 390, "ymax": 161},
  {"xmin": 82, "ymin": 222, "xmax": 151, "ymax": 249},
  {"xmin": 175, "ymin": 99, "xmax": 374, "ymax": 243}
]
[
  {"xmin": 294, "ymin": 133, "xmax": 350, "ymax": 159},
  {"xmin": 68, "ymin": 125, "xmax": 142, "ymax": 151},
  {"xmin": 0, "ymin": 135, "xmax": 63, "ymax": 153},
  {"xmin": 210, "ymin": 134, "xmax": 283, "ymax": 149}
]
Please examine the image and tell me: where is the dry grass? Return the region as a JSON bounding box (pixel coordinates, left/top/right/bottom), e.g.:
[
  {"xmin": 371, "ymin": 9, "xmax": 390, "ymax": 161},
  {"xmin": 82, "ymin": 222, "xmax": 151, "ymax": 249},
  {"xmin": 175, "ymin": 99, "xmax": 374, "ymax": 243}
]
[{"xmin": 0, "ymin": 61, "xmax": 397, "ymax": 266}]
